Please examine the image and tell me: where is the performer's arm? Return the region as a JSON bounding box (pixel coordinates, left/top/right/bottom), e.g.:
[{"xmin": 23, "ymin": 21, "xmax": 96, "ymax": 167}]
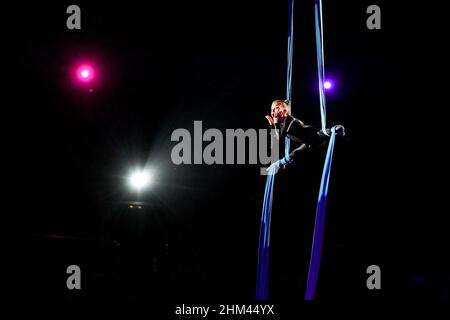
[
  {"xmin": 287, "ymin": 119, "xmax": 345, "ymax": 147},
  {"xmin": 286, "ymin": 119, "xmax": 322, "ymax": 145},
  {"xmin": 318, "ymin": 125, "xmax": 345, "ymax": 140}
]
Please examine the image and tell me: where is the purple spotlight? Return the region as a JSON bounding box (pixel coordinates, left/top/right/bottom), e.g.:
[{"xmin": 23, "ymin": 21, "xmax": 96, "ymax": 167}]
[
  {"xmin": 323, "ymin": 80, "xmax": 333, "ymax": 90},
  {"xmin": 76, "ymin": 64, "xmax": 94, "ymax": 82}
]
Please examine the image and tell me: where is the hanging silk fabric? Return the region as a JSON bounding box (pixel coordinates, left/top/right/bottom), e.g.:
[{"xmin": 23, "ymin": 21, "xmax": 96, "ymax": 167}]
[
  {"xmin": 304, "ymin": 0, "xmax": 340, "ymax": 301},
  {"xmin": 256, "ymin": 0, "xmax": 340, "ymax": 301},
  {"xmin": 256, "ymin": 0, "xmax": 295, "ymax": 301}
]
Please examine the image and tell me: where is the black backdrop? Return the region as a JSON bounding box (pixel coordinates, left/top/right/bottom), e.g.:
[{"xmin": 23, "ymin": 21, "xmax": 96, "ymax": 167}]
[{"xmin": 10, "ymin": 0, "xmax": 449, "ymax": 313}]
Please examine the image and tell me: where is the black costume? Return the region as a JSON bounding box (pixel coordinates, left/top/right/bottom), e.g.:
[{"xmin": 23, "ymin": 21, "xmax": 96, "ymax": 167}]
[{"xmin": 273, "ymin": 115, "xmax": 331, "ymax": 168}]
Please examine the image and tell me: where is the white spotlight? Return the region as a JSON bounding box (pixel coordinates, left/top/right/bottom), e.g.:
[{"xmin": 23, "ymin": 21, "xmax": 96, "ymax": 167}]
[{"xmin": 128, "ymin": 169, "xmax": 152, "ymax": 191}]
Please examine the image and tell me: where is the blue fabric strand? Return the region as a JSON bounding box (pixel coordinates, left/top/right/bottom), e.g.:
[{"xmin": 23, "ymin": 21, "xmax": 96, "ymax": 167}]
[
  {"xmin": 256, "ymin": 168, "xmax": 276, "ymax": 300},
  {"xmin": 315, "ymin": 0, "xmax": 328, "ymax": 133},
  {"xmin": 304, "ymin": 126, "xmax": 337, "ymax": 300},
  {"xmin": 286, "ymin": 0, "xmax": 295, "ymax": 101}
]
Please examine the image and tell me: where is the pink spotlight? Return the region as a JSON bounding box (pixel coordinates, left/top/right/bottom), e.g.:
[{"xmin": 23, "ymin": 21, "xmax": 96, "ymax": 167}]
[
  {"xmin": 76, "ymin": 64, "xmax": 94, "ymax": 82},
  {"xmin": 324, "ymin": 80, "xmax": 333, "ymax": 90}
]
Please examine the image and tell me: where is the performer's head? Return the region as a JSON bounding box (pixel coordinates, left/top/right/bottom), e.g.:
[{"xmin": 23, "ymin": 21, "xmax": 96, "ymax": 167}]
[{"xmin": 271, "ymin": 100, "xmax": 290, "ymax": 121}]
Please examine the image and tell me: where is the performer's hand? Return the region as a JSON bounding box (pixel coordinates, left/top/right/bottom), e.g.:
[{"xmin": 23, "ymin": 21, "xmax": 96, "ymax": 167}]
[
  {"xmin": 334, "ymin": 125, "xmax": 345, "ymax": 136},
  {"xmin": 272, "ymin": 110, "xmax": 287, "ymax": 125},
  {"xmin": 272, "ymin": 115, "xmax": 281, "ymax": 125},
  {"xmin": 265, "ymin": 115, "xmax": 275, "ymax": 126}
]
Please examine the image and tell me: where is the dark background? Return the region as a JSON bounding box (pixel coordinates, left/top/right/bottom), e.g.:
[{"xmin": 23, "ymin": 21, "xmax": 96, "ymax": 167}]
[{"xmin": 10, "ymin": 0, "xmax": 449, "ymax": 313}]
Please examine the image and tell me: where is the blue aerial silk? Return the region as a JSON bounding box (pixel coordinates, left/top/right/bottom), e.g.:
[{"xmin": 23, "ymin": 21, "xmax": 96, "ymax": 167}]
[
  {"xmin": 256, "ymin": 136, "xmax": 291, "ymax": 300},
  {"xmin": 314, "ymin": 0, "xmax": 328, "ymax": 134},
  {"xmin": 257, "ymin": 0, "xmax": 339, "ymax": 301},
  {"xmin": 304, "ymin": 0, "xmax": 338, "ymax": 301},
  {"xmin": 255, "ymin": 167, "xmax": 276, "ymax": 300},
  {"xmin": 256, "ymin": 0, "xmax": 295, "ymax": 300},
  {"xmin": 304, "ymin": 126, "xmax": 337, "ymax": 300},
  {"xmin": 286, "ymin": 0, "xmax": 294, "ymax": 102}
]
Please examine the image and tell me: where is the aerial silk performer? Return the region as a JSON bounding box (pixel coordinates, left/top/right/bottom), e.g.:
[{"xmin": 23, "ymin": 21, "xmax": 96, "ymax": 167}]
[
  {"xmin": 255, "ymin": 0, "xmax": 295, "ymax": 301},
  {"xmin": 256, "ymin": 0, "xmax": 345, "ymax": 301},
  {"xmin": 304, "ymin": 0, "xmax": 343, "ymax": 301}
]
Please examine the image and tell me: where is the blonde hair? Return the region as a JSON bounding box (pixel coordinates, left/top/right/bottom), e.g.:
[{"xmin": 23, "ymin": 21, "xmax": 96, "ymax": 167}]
[{"xmin": 271, "ymin": 99, "xmax": 291, "ymax": 114}]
